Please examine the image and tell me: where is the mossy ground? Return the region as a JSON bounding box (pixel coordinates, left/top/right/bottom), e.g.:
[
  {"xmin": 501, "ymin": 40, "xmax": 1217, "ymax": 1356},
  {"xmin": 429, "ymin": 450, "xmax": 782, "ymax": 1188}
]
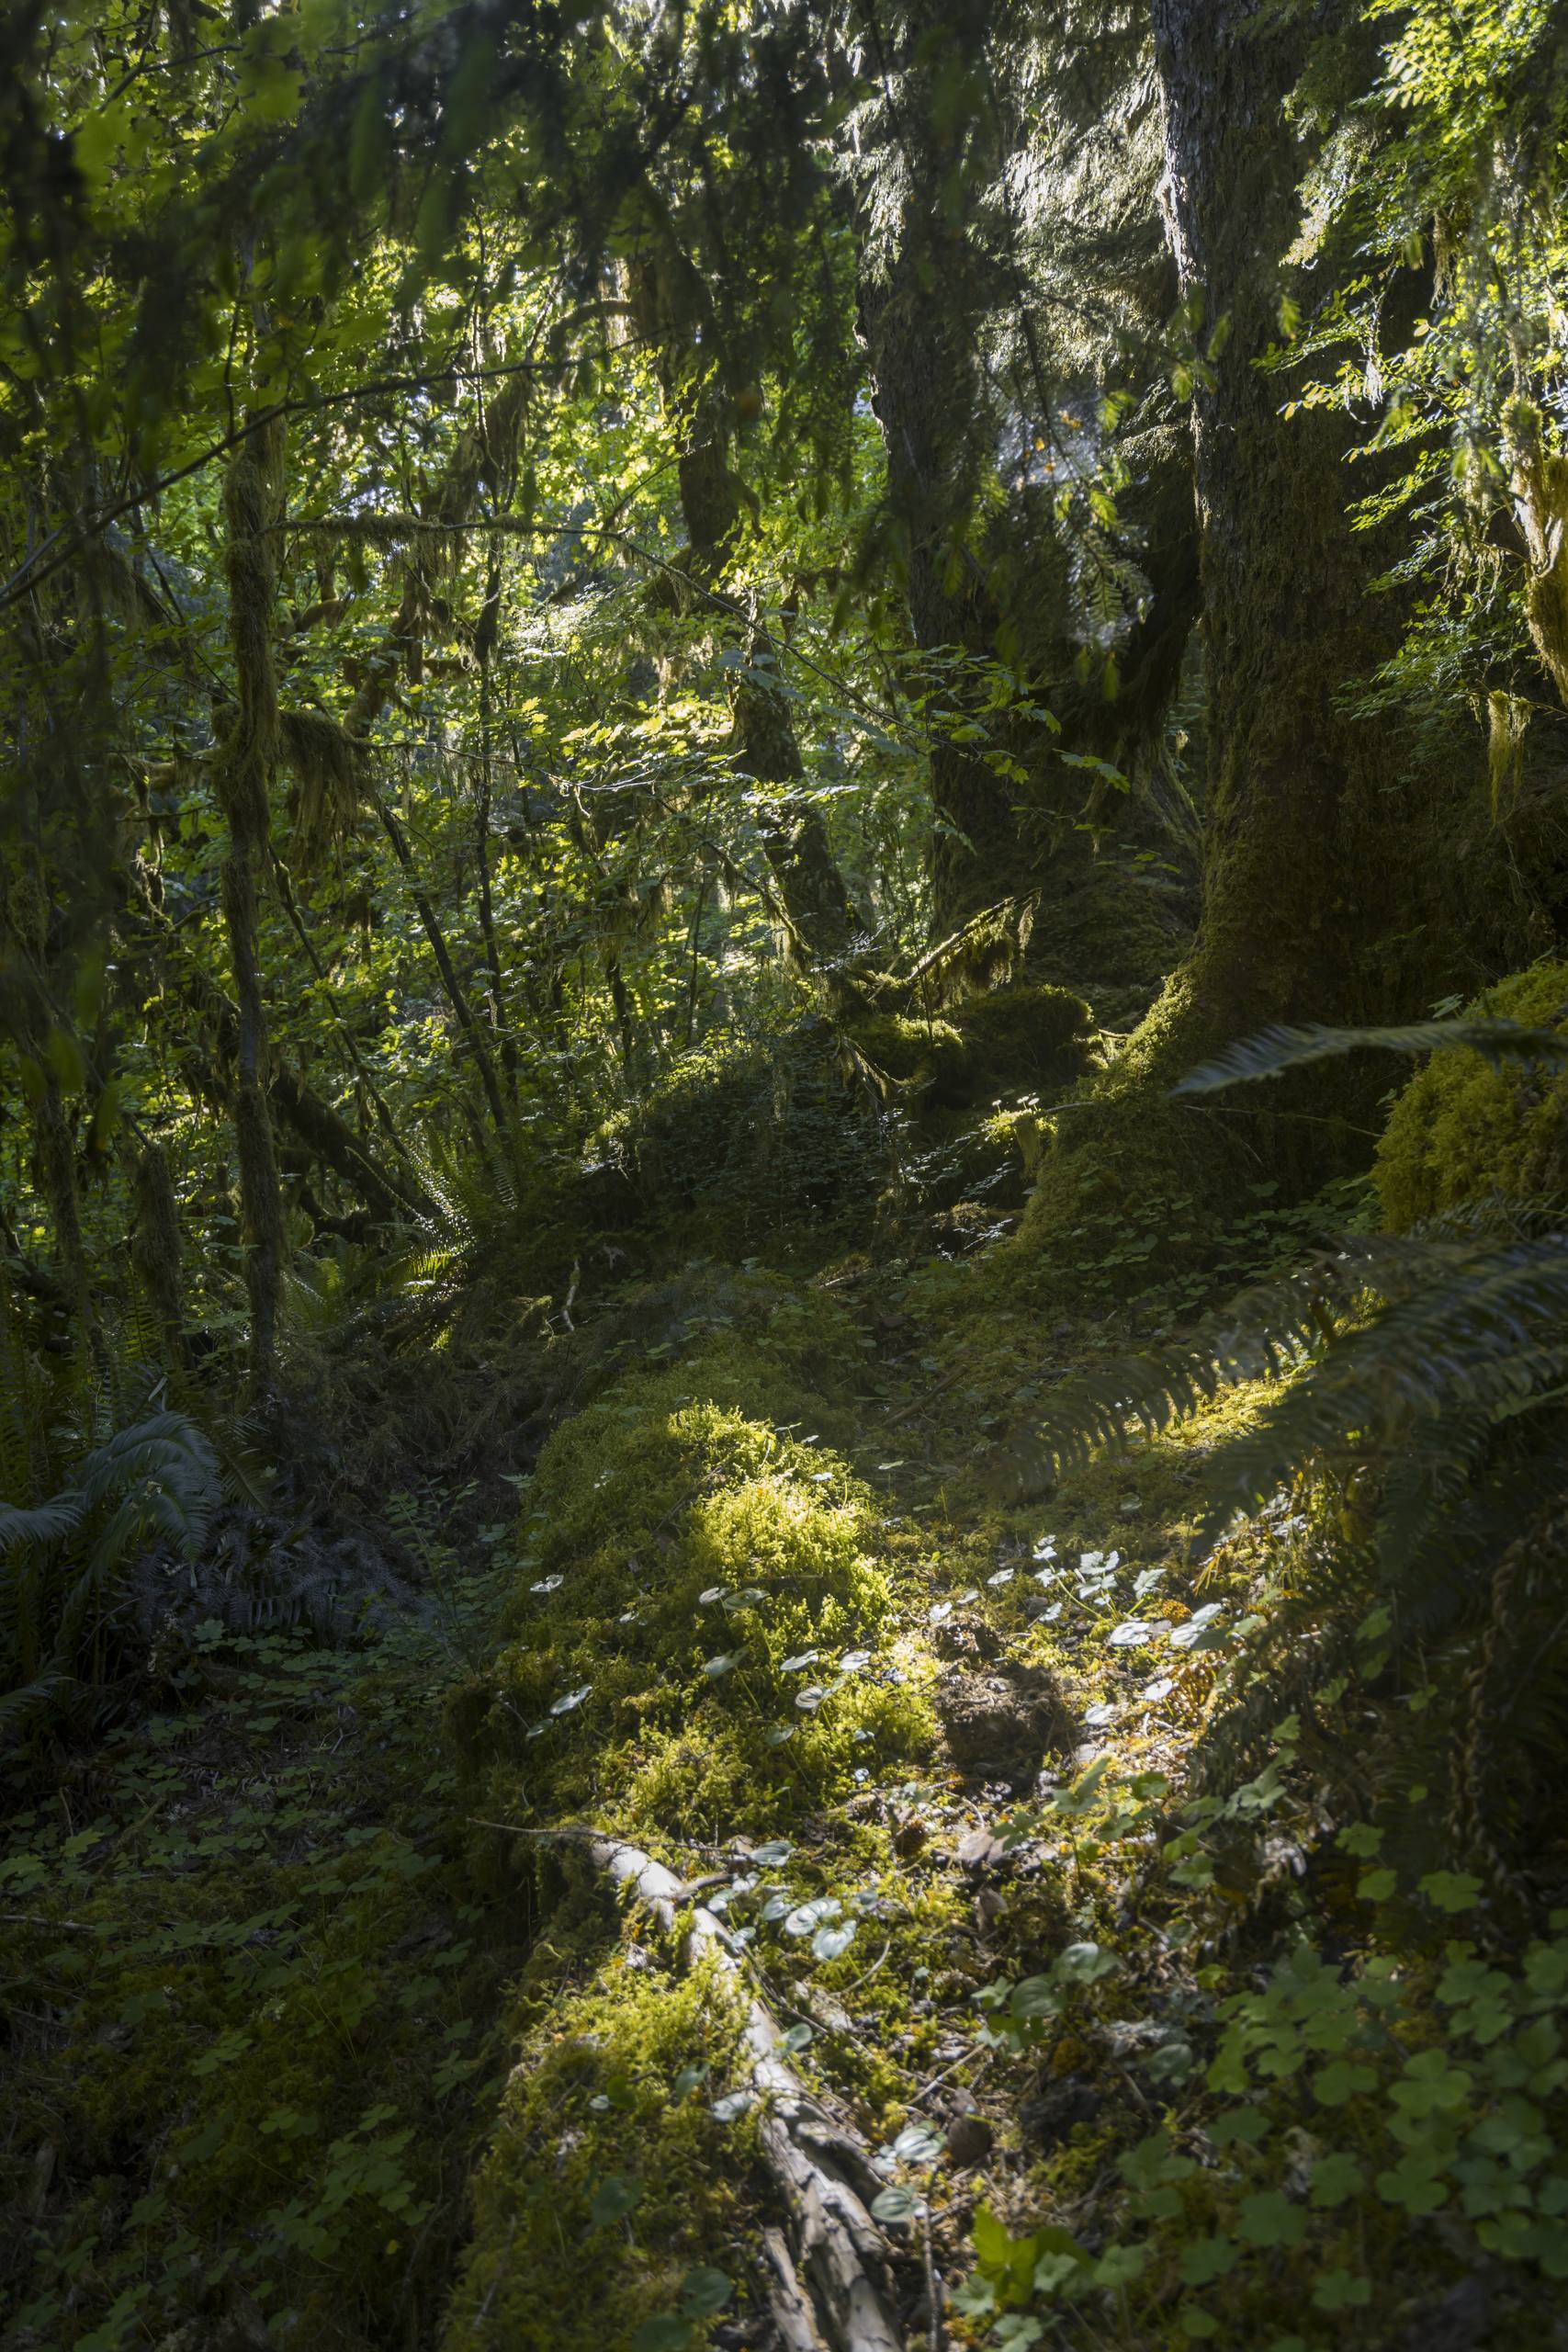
[{"xmin": 8, "ymin": 1137, "xmax": 1568, "ymax": 2352}]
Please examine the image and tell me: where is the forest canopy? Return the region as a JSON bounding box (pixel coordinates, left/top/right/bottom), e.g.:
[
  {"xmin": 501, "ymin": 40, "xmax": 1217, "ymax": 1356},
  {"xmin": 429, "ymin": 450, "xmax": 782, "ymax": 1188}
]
[{"xmin": 4, "ymin": 2, "xmax": 1568, "ymax": 2349}]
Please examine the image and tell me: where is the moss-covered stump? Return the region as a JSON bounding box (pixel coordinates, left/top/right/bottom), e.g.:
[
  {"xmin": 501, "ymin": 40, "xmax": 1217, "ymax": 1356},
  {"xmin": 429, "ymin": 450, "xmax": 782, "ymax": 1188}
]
[
  {"xmin": 852, "ymin": 983, "xmax": 1092, "ymax": 1114},
  {"xmin": 587, "ymin": 1023, "xmax": 889, "ymax": 1255},
  {"xmin": 1375, "ymin": 958, "xmax": 1568, "ymax": 1227}
]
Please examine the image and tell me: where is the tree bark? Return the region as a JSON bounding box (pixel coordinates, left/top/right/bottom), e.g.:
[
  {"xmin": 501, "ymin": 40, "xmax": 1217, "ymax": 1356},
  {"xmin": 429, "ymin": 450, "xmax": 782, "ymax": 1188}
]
[
  {"xmin": 1144, "ymin": 0, "xmax": 1482, "ymax": 1077},
  {"xmin": 852, "ymin": 3, "xmax": 1198, "ymax": 985}
]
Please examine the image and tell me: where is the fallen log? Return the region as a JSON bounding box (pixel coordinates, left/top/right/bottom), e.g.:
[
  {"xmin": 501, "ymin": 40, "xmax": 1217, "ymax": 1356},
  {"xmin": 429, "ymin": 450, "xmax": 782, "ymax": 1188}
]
[{"xmin": 583, "ymin": 1833, "xmax": 906, "ymax": 2352}]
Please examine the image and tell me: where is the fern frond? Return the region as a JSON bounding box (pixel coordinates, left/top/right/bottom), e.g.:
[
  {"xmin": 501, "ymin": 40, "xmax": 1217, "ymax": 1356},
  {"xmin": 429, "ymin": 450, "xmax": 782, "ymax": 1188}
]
[
  {"xmin": 0, "ymin": 1495, "xmax": 86, "ymax": 1553},
  {"xmin": 1175, "ymin": 1018, "xmax": 1568, "ymax": 1095}
]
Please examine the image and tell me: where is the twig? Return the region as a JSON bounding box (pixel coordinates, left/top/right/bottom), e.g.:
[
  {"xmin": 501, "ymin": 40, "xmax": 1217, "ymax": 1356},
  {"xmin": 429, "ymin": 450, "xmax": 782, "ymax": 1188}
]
[{"xmin": 920, "ymin": 2200, "xmax": 944, "ymax": 2352}]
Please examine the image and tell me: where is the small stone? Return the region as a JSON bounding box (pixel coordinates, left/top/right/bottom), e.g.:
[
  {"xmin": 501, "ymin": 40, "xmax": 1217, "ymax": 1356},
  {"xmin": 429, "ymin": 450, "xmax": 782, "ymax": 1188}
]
[
  {"xmin": 944, "ymin": 2112, "xmax": 995, "ymax": 2167},
  {"xmin": 956, "ymin": 1826, "xmax": 1007, "ymax": 1871}
]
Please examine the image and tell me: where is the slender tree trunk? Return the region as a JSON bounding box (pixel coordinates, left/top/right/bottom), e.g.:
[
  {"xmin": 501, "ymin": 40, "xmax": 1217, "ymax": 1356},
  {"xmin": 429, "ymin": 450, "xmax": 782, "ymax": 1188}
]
[
  {"xmin": 216, "ymin": 421, "xmax": 288, "ymax": 1393},
  {"xmin": 474, "ymin": 551, "xmax": 521, "ymax": 1104},
  {"xmin": 373, "ymin": 792, "xmax": 510, "ymax": 1136},
  {"xmin": 628, "ymin": 244, "xmax": 865, "ymax": 975},
  {"xmin": 132, "ymin": 1140, "xmax": 186, "ymax": 1361}
]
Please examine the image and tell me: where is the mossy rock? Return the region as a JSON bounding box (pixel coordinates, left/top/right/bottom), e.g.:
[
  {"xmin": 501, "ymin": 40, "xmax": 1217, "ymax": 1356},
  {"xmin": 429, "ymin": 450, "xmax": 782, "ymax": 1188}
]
[
  {"xmin": 950, "ymin": 982, "xmax": 1092, "ymax": 1094},
  {"xmin": 1374, "ymin": 958, "xmax": 1568, "ymax": 1228},
  {"xmin": 850, "ymin": 1008, "xmax": 969, "ymax": 1098}
]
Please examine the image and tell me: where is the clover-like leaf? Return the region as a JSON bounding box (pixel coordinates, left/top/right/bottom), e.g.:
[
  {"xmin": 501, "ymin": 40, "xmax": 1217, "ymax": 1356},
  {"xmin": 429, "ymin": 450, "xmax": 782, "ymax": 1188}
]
[
  {"xmin": 1179, "ymin": 2234, "xmax": 1239, "ymax": 2288},
  {"xmin": 1236, "ymin": 2189, "xmax": 1306, "ymax": 2248},
  {"xmin": 872, "ymin": 2184, "xmax": 919, "ymax": 2224},
  {"xmin": 784, "ymin": 1896, "xmax": 841, "ymax": 1938}
]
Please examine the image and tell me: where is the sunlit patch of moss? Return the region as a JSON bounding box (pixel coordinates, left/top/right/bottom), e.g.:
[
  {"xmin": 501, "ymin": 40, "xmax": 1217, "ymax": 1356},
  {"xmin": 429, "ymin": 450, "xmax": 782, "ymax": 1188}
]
[
  {"xmin": 462, "ymin": 1316, "xmax": 938, "ymax": 1836},
  {"xmin": 1374, "ymin": 956, "xmax": 1568, "ymax": 1227},
  {"xmin": 442, "ymin": 1941, "xmax": 753, "ymax": 2352}
]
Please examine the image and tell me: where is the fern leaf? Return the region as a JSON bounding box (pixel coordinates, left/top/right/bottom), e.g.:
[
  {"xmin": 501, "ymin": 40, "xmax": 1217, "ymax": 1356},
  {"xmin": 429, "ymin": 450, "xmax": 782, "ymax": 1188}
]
[{"xmin": 1174, "ymin": 1018, "xmax": 1568, "ymax": 1095}]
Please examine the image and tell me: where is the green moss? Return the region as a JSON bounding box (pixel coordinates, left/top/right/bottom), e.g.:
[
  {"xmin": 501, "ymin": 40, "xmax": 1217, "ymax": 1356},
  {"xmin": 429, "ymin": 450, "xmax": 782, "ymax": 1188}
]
[
  {"xmin": 852, "ymin": 1008, "xmax": 969, "ymax": 1094},
  {"xmin": 950, "ymin": 982, "xmax": 1092, "ymax": 1094},
  {"xmin": 852, "ymin": 985, "xmax": 1092, "ymax": 1114},
  {"xmin": 460, "ymin": 1303, "xmax": 937, "ymax": 1839},
  {"xmin": 1374, "ymin": 958, "xmax": 1568, "ymax": 1227},
  {"xmin": 443, "ymin": 1943, "xmax": 751, "ymax": 2351},
  {"xmin": 588, "ymin": 1025, "xmax": 886, "ymax": 1253}
]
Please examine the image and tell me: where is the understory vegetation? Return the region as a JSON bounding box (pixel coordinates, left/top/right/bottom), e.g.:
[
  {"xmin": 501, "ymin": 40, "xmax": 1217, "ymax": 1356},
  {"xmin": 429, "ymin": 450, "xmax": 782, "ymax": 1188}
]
[{"xmin": 5, "ymin": 2, "xmax": 1568, "ymax": 2347}]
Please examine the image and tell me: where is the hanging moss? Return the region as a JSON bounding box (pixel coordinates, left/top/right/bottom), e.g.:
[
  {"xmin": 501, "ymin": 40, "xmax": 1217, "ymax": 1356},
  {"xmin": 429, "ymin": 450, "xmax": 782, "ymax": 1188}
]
[{"xmin": 1374, "ymin": 959, "xmax": 1568, "ymax": 1228}]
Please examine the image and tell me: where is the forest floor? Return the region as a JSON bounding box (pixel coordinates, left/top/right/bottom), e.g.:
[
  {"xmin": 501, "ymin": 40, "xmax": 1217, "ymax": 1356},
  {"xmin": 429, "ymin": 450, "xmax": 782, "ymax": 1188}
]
[{"xmin": 4, "ymin": 1228, "xmax": 1565, "ymax": 2352}]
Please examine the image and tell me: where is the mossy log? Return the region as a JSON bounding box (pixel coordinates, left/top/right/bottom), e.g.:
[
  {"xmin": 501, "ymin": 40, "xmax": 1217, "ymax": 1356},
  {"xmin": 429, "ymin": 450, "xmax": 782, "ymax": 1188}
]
[{"xmin": 583, "ymin": 1831, "xmax": 904, "ymax": 2352}]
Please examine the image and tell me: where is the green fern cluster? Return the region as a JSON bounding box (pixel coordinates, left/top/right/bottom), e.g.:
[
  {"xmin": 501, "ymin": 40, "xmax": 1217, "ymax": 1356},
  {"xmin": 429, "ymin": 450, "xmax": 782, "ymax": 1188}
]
[
  {"xmin": 1038, "ymin": 1018, "xmax": 1568, "ymax": 1905},
  {"xmin": 0, "ymin": 1410, "xmax": 220, "ymax": 1741}
]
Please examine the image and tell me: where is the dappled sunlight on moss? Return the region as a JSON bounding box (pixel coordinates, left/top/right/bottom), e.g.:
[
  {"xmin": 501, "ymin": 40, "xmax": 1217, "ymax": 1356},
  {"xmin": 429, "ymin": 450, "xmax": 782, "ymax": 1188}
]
[{"xmin": 443, "ymin": 1947, "xmax": 751, "ymax": 2352}]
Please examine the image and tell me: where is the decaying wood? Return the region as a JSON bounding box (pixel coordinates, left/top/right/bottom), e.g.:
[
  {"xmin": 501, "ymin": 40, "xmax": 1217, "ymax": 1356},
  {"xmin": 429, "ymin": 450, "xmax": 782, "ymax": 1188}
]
[{"xmin": 584, "ymin": 1834, "xmax": 905, "ymax": 2352}]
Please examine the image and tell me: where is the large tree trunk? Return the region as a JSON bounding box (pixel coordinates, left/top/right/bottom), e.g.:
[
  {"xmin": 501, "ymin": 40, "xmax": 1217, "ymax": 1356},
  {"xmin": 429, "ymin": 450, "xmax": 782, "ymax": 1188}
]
[
  {"xmin": 1017, "ymin": 0, "xmax": 1539, "ymax": 1253},
  {"xmin": 1145, "ymin": 0, "xmax": 1483, "ymax": 1074},
  {"xmin": 852, "ymin": 3, "xmax": 1197, "ymax": 1001},
  {"xmin": 853, "ymin": 94, "xmax": 1022, "ymax": 940}
]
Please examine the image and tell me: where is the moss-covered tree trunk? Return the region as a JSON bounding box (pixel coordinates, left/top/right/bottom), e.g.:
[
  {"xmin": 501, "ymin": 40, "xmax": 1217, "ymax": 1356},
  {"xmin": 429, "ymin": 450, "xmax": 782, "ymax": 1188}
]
[
  {"xmin": 853, "ymin": 89, "xmax": 1022, "ymax": 941},
  {"xmin": 1143, "ymin": 0, "xmax": 1471, "ymax": 1072},
  {"xmin": 852, "ymin": 4, "xmax": 1197, "ymax": 1001}
]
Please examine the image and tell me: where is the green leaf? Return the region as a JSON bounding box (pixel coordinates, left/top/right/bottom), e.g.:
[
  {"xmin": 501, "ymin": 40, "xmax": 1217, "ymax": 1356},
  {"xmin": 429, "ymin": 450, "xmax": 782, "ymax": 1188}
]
[
  {"xmin": 679, "ymin": 2267, "xmax": 732, "ymax": 2319},
  {"xmin": 1313, "ymin": 2058, "xmax": 1376, "ymax": 2106},
  {"xmin": 590, "ymin": 2174, "xmax": 643, "ymax": 2226},
  {"xmin": 632, "ymin": 2321, "xmax": 690, "ymax": 2352},
  {"xmin": 1312, "ymin": 2268, "xmax": 1371, "ymax": 2313},
  {"xmin": 1310, "ymin": 2151, "xmax": 1365, "ymax": 2208},
  {"xmin": 1418, "ymin": 1870, "xmax": 1484, "ymax": 1914},
  {"xmin": 1180, "ymin": 2233, "xmax": 1240, "ymax": 2287},
  {"xmin": 871, "ymin": 2185, "xmax": 919, "ymax": 2223},
  {"xmin": 1236, "ymin": 2190, "xmax": 1306, "ymax": 2248}
]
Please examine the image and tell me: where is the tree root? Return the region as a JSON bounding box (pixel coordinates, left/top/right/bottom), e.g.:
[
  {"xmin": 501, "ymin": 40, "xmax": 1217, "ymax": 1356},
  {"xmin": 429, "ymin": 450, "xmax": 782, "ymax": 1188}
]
[{"xmin": 585, "ymin": 1835, "xmax": 906, "ymax": 2352}]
